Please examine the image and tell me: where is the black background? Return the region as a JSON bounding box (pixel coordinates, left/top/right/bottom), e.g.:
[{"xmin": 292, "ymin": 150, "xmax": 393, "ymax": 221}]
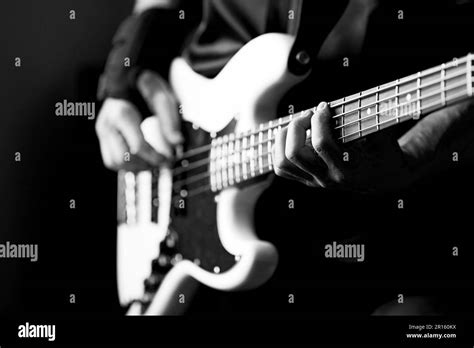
[
  {"xmin": 1, "ymin": 0, "xmax": 474, "ymax": 345},
  {"xmin": 0, "ymin": 0, "xmax": 132, "ymax": 316}
]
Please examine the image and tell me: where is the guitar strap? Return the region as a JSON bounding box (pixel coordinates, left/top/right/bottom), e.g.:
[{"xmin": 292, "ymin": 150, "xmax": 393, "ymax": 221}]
[{"xmin": 288, "ymin": 0, "xmax": 350, "ymax": 75}]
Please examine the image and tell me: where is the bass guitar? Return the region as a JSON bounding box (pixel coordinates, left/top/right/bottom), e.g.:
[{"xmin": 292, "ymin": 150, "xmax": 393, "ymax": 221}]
[{"xmin": 116, "ymin": 32, "xmax": 473, "ymax": 315}]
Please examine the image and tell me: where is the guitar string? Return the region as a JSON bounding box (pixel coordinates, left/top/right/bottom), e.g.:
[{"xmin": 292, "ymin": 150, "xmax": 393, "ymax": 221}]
[
  {"xmin": 329, "ymin": 55, "xmax": 470, "ymax": 108},
  {"xmin": 175, "ymin": 58, "xmax": 471, "ymax": 162},
  {"xmin": 175, "ymin": 63, "xmax": 469, "ymax": 163},
  {"xmin": 176, "ymin": 87, "xmax": 469, "ymax": 192},
  {"xmin": 175, "ymin": 88, "xmax": 469, "ymax": 197},
  {"xmin": 172, "ymin": 82, "xmax": 470, "ymax": 186},
  {"xmin": 174, "ymin": 74, "xmax": 467, "ymax": 177},
  {"xmin": 334, "ymin": 78, "xmax": 467, "ymax": 130}
]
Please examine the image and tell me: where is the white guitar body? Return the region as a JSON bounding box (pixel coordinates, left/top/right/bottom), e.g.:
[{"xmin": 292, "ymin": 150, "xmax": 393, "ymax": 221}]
[{"xmin": 117, "ymin": 33, "xmax": 309, "ymax": 315}]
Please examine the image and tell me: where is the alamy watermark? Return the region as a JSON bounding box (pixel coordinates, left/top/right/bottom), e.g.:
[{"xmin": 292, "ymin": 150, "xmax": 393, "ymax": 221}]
[
  {"xmin": 378, "ymin": 95, "xmax": 420, "ymax": 121},
  {"xmin": 324, "ymin": 241, "xmax": 365, "ymax": 262},
  {"xmin": 0, "ymin": 241, "xmax": 38, "ymax": 262},
  {"xmin": 18, "ymin": 322, "xmax": 55, "ymax": 341},
  {"xmin": 55, "ymin": 99, "xmax": 95, "ymax": 120}
]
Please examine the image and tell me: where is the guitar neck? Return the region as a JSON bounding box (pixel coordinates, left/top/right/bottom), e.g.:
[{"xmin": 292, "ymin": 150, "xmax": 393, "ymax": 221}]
[{"xmin": 206, "ymin": 54, "xmax": 474, "ymax": 192}]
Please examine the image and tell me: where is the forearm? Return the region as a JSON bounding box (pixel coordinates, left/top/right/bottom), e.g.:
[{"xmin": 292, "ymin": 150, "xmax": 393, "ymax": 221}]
[{"xmin": 98, "ymin": 1, "xmax": 193, "ymax": 116}]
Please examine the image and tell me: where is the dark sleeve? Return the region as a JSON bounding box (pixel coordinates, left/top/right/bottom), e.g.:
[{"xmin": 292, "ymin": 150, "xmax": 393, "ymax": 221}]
[{"xmin": 97, "ymin": 2, "xmax": 201, "ymax": 117}]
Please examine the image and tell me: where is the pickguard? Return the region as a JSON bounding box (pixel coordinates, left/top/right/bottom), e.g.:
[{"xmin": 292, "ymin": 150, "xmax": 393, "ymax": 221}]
[{"xmin": 169, "ymin": 121, "xmax": 237, "ymax": 273}]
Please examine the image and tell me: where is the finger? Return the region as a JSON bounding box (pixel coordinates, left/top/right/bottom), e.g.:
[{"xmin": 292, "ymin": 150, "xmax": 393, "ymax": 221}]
[
  {"xmin": 137, "ymin": 70, "xmax": 183, "ymax": 145},
  {"xmin": 272, "ymin": 125, "xmax": 315, "ymax": 184},
  {"xmin": 98, "ymin": 136, "xmax": 115, "ymax": 170},
  {"xmin": 274, "ymin": 165, "xmax": 317, "ymax": 187},
  {"xmin": 141, "ymin": 116, "xmax": 174, "ymax": 159},
  {"xmin": 114, "ymin": 108, "xmax": 164, "ymax": 166},
  {"xmin": 107, "ymin": 131, "xmax": 151, "ymax": 171},
  {"xmin": 106, "ymin": 131, "xmax": 129, "ymax": 169},
  {"xmin": 311, "ymin": 102, "xmax": 346, "ymax": 184},
  {"xmin": 285, "ymin": 109, "xmax": 329, "ymax": 186},
  {"xmin": 96, "ymin": 103, "xmax": 119, "ymax": 170}
]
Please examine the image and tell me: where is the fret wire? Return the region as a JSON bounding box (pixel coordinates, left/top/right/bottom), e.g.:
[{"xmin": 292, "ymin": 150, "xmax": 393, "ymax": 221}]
[
  {"xmin": 339, "ymin": 88, "xmax": 467, "ymax": 141},
  {"xmin": 178, "ymin": 55, "xmax": 474, "ymax": 198},
  {"xmin": 416, "ymin": 72, "xmax": 421, "ymax": 120},
  {"xmin": 331, "ymin": 68, "xmax": 467, "ymax": 121},
  {"xmin": 205, "ymin": 66, "xmax": 470, "ymax": 156},
  {"xmin": 188, "ymin": 60, "xmax": 472, "ymax": 195},
  {"xmin": 177, "ymin": 56, "xmax": 471, "ymax": 165},
  {"xmin": 207, "ymin": 86, "xmax": 466, "ymax": 180},
  {"xmin": 341, "ymin": 98, "xmax": 346, "ymax": 143},
  {"xmin": 441, "ymin": 63, "xmax": 446, "ymax": 106},
  {"xmin": 242, "ymin": 136, "xmax": 248, "ymax": 180},
  {"xmin": 205, "ymin": 66, "xmax": 469, "ymax": 157},
  {"xmin": 216, "ymin": 137, "xmax": 222, "ymax": 190},
  {"xmin": 242, "ymin": 87, "xmax": 470, "ymax": 175},
  {"xmin": 206, "ymin": 82, "xmax": 470, "ymax": 182},
  {"xmin": 223, "ymin": 136, "xmax": 229, "ymax": 188},
  {"xmin": 375, "ymin": 86, "xmax": 380, "ymax": 132},
  {"xmin": 267, "ymin": 120, "xmax": 273, "ymax": 171},
  {"xmin": 204, "ymin": 78, "xmax": 469, "ymax": 183},
  {"xmin": 250, "ymin": 133, "xmax": 255, "ymax": 177},
  {"xmin": 186, "ymin": 84, "xmax": 470, "ymax": 196},
  {"xmin": 221, "ymin": 135, "xmax": 228, "ymax": 188},
  {"xmin": 395, "ymin": 80, "xmax": 400, "ymax": 124},
  {"xmin": 224, "ymin": 66, "xmax": 469, "ymax": 149},
  {"xmin": 329, "ymin": 54, "xmax": 470, "ymax": 108},
  {"xmin": 228, "ymin": 134, "xmax": 234, "ymax": 185},
  {"xmin": 203, "ymin": 77, "xmax": 468, "ymax": 184},
  {"xmin": 235, "ymin": 136, "xmax": 241, "ymax": 183},
  {"xmin": 335, "ymin": 78, "xmax": 467, "ymax": 131},
  {"xmin": 467, "ymin": 53, "xmax": 473, "ymax": 97},
  {"xmin": 357, "ymin": 93, "xmax": 361, "ymax": 138}
]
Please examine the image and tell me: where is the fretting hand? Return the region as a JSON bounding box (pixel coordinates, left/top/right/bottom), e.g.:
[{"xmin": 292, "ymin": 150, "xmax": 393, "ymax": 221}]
[{"xmin": 272, "ymin": 99, "xmax": 474, "ymax": 192}]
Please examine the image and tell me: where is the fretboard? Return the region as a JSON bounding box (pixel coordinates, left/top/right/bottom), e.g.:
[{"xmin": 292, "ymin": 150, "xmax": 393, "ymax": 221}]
[{"xmin": 204, "ymin": 54, "xmax": 474, "ymax": 193}]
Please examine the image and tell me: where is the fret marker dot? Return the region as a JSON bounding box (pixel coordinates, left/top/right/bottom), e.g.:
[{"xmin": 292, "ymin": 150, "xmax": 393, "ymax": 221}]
[
  {"xmin": 406, "ymin": 93, "xmax": 411, "ymax": 101},
  {"xmin": 213, "ymin": 266, "xmax": 221, "ymax": 274},
  {"xmin": 181, "ymin": 159, "xmax": 189, "ymax": 167},
  {"xmin": 367, "ymin": 107, "xmax": 371, "ymax": 115}
]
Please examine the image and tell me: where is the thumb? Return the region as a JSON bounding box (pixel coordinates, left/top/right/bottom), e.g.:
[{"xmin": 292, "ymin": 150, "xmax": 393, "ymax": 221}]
[{"xmin": 137, "ymin": 70, "xmax": 184, "ymax": 145}]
